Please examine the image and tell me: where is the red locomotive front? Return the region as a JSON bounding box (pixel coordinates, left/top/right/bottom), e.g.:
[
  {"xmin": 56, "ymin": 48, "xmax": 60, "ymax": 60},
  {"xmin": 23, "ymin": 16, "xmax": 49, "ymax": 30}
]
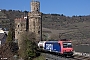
[{"xmin": 58, "ymin": 39, "xmax": 73, "ymax": 56}]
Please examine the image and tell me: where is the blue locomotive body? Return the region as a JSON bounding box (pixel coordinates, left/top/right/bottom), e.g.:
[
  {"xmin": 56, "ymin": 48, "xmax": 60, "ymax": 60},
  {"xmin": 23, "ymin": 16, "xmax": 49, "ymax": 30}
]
[{"xmin": 44, "ymin": 41, "xmax": 61, "ymax": 53}]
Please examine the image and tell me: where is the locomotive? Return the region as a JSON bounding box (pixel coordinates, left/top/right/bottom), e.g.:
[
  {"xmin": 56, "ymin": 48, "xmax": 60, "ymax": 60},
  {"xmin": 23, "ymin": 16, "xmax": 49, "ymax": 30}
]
[{"xmin": 38, "ymin": 39, "xmax": 74, "ymax": 56}]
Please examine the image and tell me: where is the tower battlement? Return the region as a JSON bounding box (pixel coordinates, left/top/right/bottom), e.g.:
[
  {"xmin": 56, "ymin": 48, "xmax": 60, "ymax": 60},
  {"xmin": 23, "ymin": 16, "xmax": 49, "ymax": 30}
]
[{"xmin": 31, "ymin": 0, "xmax": 40, "ymax": 12}]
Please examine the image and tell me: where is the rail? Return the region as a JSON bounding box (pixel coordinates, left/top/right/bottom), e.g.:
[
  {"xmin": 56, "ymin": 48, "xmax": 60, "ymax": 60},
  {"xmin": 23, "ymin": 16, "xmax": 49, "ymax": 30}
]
[{"xmin": 73, "ymin": 51, "xmax": 90, "ymax": 57}]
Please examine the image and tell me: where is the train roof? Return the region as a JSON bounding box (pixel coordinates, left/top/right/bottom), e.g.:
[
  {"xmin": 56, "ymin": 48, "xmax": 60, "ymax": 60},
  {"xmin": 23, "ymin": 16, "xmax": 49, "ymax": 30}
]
[{"xmin": 45, "ymin": 41, "xmax": 58, "ymax": 43}]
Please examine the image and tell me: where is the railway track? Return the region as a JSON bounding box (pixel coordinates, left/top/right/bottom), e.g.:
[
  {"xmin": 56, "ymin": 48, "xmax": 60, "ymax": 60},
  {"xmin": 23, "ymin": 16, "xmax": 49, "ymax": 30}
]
[
  {"xmin": 68, "ymin": 55, "xmax": 90, "ymax": 60},
  {"xmin": 39, "ymin": 51, "xmax": 90, "ymax": 60}
]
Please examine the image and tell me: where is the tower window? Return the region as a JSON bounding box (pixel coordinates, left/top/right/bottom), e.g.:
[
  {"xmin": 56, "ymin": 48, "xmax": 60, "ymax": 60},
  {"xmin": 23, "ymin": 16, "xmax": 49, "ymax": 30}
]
[
  {"xmin": 37, "ymin": 10, "xmax": 38, "ymax": 11},
  {"xmin": 18, "ymin": 25, "xmax": 19, "ymax": 28},
  {"xmin": 37, "ymin": 8, "xmax": 39, "ymax": 11},
  {"xmin": 38, "ymin": 31, "xmax": 40, "ymax": 34}
]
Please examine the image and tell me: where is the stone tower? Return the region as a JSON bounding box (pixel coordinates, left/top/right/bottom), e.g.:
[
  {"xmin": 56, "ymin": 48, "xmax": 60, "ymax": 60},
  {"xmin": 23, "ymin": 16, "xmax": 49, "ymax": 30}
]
[
  {"xmin": 15, "ymin": 17, "xmax": 27, "ymax": 42},
  {"xmin": 28, "ymin": 0, "xmax": 42, "ymax": 41},
  {"xmin": 15, "ymin": 17, "xmax": 27, "ymax": 48}
]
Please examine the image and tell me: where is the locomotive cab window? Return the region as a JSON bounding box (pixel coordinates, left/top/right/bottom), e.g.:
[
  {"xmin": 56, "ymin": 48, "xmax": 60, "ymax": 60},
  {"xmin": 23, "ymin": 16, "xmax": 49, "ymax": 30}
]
[{"xmin": 63, "ymin": 42, "xmax": 72, "ymax": 48}]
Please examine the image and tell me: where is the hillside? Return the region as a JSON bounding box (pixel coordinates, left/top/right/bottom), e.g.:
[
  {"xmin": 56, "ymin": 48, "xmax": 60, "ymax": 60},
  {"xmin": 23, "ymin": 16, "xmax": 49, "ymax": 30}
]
[
  {"xmin": 0, "ymin": 11, "xmax": 10, "ymax": 29},
  {"xmin": 42, "ymin": 14, "xmax": 90, "ymax": 44},
  {"xmin": 0, "ymin": 10, "xmax": 90, "ymax": 44},
  {"xmin": 0, "ymin": 10, "xmax": 28, "ymax": 29}
]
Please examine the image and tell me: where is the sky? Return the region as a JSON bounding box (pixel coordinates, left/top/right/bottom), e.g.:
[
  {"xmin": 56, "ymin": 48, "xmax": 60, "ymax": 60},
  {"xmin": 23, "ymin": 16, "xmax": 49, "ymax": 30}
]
[{"xmin": 0, "ymin": 0, "xmax": 90, "ymax": 16}]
